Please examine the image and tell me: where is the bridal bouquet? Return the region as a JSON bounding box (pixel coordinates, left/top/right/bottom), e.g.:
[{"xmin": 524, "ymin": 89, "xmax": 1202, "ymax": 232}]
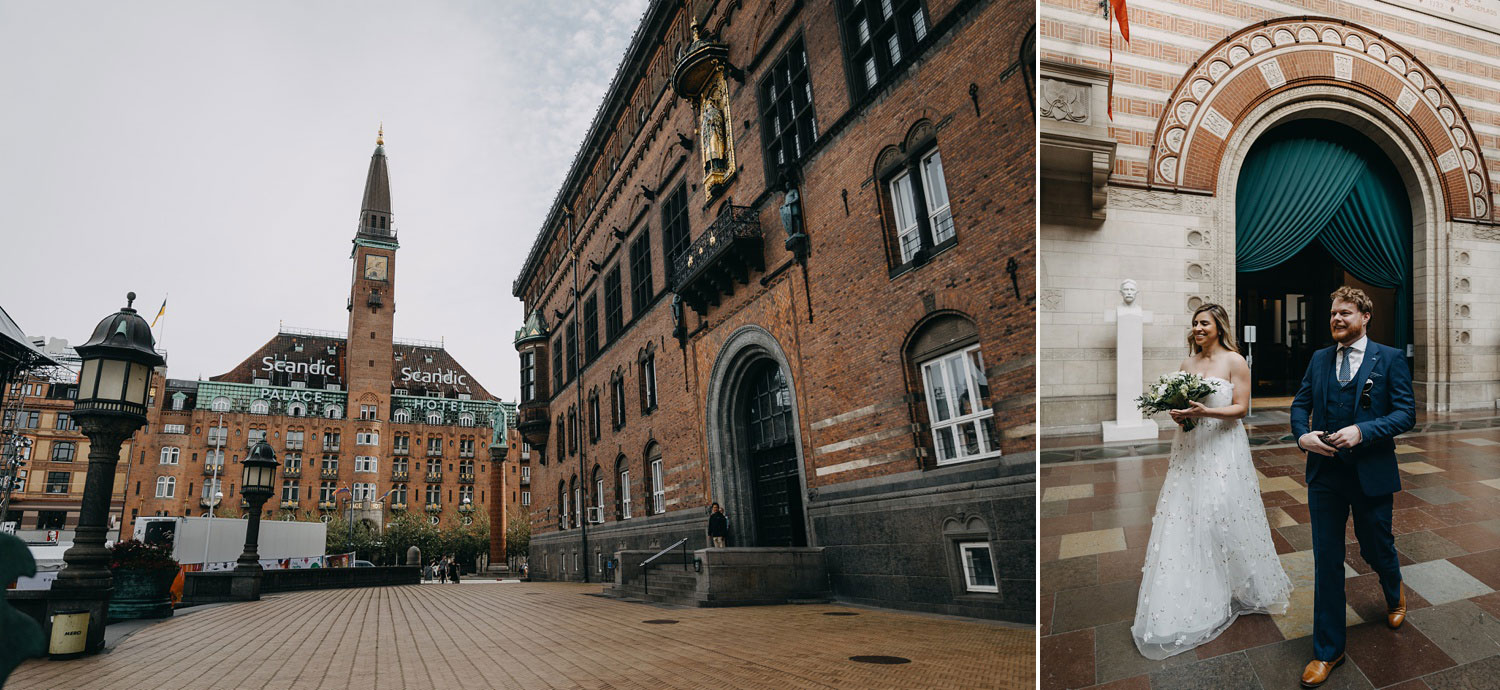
[{"xmin": 1137, "ymin": 372, "xmax": 1217, "ymax": 431}]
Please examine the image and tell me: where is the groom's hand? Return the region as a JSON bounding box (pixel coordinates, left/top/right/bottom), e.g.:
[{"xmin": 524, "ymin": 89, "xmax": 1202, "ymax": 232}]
[
  {"xmin": 1326, "ymin": 425, "xmax": 1363, "ymax": 449},
  {"xmin": 1298, "ymin": 432, "xmax": 1337, "ymax": 457}
]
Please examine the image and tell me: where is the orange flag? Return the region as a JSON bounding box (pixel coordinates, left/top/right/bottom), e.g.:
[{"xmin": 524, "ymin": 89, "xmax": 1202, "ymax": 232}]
[{"xmin": 1107, "ymin": 0, "xmax": 1131, "ymax": 119}]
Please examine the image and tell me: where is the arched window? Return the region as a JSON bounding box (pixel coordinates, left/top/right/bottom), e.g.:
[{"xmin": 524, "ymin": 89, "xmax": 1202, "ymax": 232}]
[
  {"xmin": 287, "ymin": 402, "xmax": 307, "ymax": 417},
  {"xmin": 591, "ymin": 465, "xmax": 604, "ymax": 525},
  {"xmin": 878, "ymin": 121, "xmax": 954, "ymax": 269},
  {"xmin": 646, "ymin": 443, "xmax": 664, "ymax": 515},
  {"xmin": 393, "ymin": 408, "xmax": 411, "ymax": 424},
  {"xmin": 325, "ymin": 404, "xmax": 343, "ymax": 419},
  {"xmin": 211, "ymin": 396, "xmax": 232, "ymax": 412},
  {"xmin": 906, "ymin": 314, "xmax": 997, "ymax": 465},
  {"xmin": 155, "ymin": 476, "xmax": 176, "ymax": 498},
  {"xmin": 458, "ymin": 412, "xmax": 475, "ymax": 427},
  {"xmin": 427, "ymin": 410, "xmax": 443, "ymax": 425},
  {"xmin": 615, "ymin": 454, "xmax": 631, "ymax": 520},
  {"xmin": 558, "ymin": 480, "xmax": 569, "ymax": 530},
  {"xmin": 250, "ymin": 400, "xmax": 270, "ymax": 415},
  {"xmin": 171, "ymin": 392, "xmax": 187, "ymax": 411},
  {"xmin": 570, "ymin": 475, "xmax": 581, "ymax": 528},
  {"xmin": 159, "ymin": 446, "xmax": 179, "ymax": 465}
]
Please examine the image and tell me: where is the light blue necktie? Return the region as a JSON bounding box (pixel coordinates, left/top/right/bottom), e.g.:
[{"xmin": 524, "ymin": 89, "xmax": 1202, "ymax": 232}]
[{"xmin": 1338, "ymin": 346, "xmax": 1352, "ymax": 386}]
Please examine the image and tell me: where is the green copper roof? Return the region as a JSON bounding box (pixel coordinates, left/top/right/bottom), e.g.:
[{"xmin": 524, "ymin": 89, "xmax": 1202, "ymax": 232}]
[{"xmin": 513, "ymin": 309, "xmax": 548, "ymax": 344}]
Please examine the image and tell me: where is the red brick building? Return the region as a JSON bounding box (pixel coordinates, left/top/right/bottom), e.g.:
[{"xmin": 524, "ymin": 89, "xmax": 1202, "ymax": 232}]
[
  {"xmin": 512, "ymin": 0, "xmax": 1034, "ymax": 621},
  {"xmin": 122, "ymin": 135, "xmax": 519, "ymax": 565}
]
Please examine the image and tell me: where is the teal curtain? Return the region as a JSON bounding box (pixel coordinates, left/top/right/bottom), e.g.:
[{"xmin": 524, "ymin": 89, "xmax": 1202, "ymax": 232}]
[{"xmin": 1236, "ymin": 130, "xmax": 1412, "ymax": 349}]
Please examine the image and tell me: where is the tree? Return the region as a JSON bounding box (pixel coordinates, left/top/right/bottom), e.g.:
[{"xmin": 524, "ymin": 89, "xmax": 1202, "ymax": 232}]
[{"xmin": 506, "ymin": 508, "xmax": 531, "ymax": 561}]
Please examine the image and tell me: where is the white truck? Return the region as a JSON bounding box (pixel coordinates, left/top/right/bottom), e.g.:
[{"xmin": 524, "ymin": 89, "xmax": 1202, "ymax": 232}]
[{"xmin": 133, "ymin": 516, "xmax": 326, "ymax": 567}]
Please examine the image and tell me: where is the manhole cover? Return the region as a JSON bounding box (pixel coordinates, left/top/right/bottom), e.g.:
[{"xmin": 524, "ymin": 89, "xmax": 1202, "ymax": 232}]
[
  {"xmin": 823, "ymin": 612, "xmax": 859, "ymax": 616},
  {"xmin": 850, "ymin": 655, "xmax": 910, "ymax": 665},
  {"xmin": 643, "ymin": 619, "xmax": 679, "ymax": 624}
]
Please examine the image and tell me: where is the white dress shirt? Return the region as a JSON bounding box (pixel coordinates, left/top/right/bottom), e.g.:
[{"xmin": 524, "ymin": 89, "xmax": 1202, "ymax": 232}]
[{"xmin": 1333, "ymin": 335, "xmax": 1368, "ymax": 384}]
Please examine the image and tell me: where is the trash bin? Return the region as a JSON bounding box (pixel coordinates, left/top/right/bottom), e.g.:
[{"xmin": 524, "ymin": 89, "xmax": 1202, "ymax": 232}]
[{"xmin": 49, "ymin": 610, "xmax": 90, "ymax": 656}]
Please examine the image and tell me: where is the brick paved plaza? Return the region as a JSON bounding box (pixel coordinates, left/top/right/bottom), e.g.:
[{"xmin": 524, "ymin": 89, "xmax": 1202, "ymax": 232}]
[
  {"xmin": 8, "ymin": 582, "xmax": 1033, "ymax": 689},
  {"xmin": 1040, "ymin": 412, "xmax": 1500, "ymax": 690}
]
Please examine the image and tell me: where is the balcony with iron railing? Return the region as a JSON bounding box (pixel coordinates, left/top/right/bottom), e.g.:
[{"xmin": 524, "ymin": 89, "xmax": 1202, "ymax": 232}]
[
  {"xmin": 459, "ymin": 450, "xmax": 474, "ymax": 458},
  {"xmin": 393, "ymin": 445, "xmax": 409, "ymax": 456},
  {"xmin": 458, "ymin": 503, "xmax": 475, "ymax": 514},
  {"xmin": 517, "ymin": 403, "xmax": 549, "ymax": 447},
  {"xmin": 286, "ymin": 441, "xmax": 304, "ymax": 450},
  {"xmin": 391, "ymin": 470, "xmax": 409, "ymax": 482},
  {"xmin": 280, "ymin": 500, "xmax": 300, "ymax": 510},
  {"xmin": 391, "ymin": 502, "xmax": 408, "ymax": 511},
  {"xmin": 425, "ymin": 504, "xmax": 441, "ymax": 513},
  {"xmin": 203, "ymin": 465, "xmax": 225, "ymax": 477},
  {"xmin": 324, "ymin": 442, "xmax": 341, "ymax": 452},
  {"xmin": 458, "ymin": 473, "xmax": 475, "ymax": 484},
  {"xmin": 520, "ymin": 475, "xmax": 530, "ymax": 486},
  {"xmin": 318, "ymin": 501, "xmax": 337, "ymax": 511},
  {"xmin": 671, "ymin": 204, "xmax": 764, "ymax": 317},
  {"xmin": 320, "ymin": 468, "xmax": 339, "ymax": 480},
  {"xmin": 425, "ymin": 471, "xmax": 443, "ymax": 482},
  {"xmin": 426, "ymin": 448, "xmax": 443, "ymax": 457},
  {"xmin": 283, "ymin": 467, "xmax": 301, "ymax": 479}
]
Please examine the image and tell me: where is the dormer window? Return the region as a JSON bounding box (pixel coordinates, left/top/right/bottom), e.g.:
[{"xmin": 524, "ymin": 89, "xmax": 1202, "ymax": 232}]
[
  {"xmin": 424, "ymin": 355, "xmax": 433, "ymax": 364},
  {"xmin": 294, "ymin": 342, "xmax": 304, "ymax": 352}
]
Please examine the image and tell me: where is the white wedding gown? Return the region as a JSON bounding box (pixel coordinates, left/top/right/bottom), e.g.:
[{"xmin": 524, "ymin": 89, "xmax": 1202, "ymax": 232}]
[{"xmin": 1132, "ymin": 376, "xmax": 1293, "ymax": 659}]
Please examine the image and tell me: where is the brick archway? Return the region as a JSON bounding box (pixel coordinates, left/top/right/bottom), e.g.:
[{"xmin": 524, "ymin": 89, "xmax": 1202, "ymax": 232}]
[{"xmin": 1148, "ymin": 16, "xmax": 1491, "ymax": 221}]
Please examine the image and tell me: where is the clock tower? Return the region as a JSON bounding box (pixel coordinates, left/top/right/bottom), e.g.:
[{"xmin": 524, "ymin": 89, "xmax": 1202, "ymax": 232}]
[{"xmin": 347, "ymin": 127, "xmax": 398, "ymax": 418}]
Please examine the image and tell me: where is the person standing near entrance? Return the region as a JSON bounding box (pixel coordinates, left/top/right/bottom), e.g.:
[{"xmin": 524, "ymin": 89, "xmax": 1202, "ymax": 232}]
[
  {"xmin": 707, "ymin": 503, "xmax": 728, "ymax": 548},
  {"xmin": 1292, "ymin": 286, "xmax": 1414, "ymax": 688}
]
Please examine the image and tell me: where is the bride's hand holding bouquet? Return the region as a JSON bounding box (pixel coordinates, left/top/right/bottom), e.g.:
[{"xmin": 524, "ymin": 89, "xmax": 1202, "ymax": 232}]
[{"xmin": 1137, "ymin": 372, "xmax": 1217, "ymax": 431}]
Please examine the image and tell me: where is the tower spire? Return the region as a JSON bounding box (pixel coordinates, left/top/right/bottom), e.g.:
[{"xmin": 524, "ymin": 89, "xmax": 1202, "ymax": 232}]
[{"xmin": 358, "ymin": 126, "xmax": 392, "ymax": 236}]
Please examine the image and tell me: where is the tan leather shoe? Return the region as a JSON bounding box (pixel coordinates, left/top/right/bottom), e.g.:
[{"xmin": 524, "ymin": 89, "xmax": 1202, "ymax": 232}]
[
  {"xmin": 1301, "ymin": 654, "xmax": 1345, "ymax": 688},
  {"xmin": 1388, "ymin": 590, "xmax": 1407, "ymax": 629}
]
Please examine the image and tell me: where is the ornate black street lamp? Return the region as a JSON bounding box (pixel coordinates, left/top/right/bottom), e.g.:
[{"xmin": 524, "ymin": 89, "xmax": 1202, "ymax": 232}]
[
  {"xmin": 51, "ymin": 292, "xmax": 164, "ymax": 655},
  {"xmin": 236, "ymin": 439, "xmax": 278, "ymax": 571}
]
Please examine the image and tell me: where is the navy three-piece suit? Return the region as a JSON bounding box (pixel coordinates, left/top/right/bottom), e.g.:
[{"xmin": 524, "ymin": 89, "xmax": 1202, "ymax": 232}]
[{"xmin": 1289, "ymin": 338, "xmax": 1415, "ymax": 661}]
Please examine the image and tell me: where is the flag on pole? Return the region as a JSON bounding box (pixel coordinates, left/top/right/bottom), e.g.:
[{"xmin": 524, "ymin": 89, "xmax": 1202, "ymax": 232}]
[
  {"xmin": 1106, "ymin": 0, "xmax": 1131, "ymax": 120},
  {"xmin": 151, "ymin": 295, "xmax": 168, "ymax": 328},
  {"xmin": 335, "ymin": 485, "xmax": 351, "ymax": 497}
]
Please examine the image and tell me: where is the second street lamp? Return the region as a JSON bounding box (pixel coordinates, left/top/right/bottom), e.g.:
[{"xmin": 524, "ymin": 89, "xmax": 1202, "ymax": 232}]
[{"xmin": 235, "ymin": 439, "xmax": 278, "ymax": 573}]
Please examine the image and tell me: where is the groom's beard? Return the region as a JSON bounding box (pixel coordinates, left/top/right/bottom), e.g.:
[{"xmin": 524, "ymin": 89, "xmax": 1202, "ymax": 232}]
[{"xmin": 1331, "ymin": 320, "xmax": 1367, "ymax": 345}]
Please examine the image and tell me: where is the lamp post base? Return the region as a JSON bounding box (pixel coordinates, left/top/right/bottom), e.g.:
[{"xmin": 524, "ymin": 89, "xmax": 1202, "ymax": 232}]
[{"xmin": 42, "ymin": 586, "xmax": 112, "ymax": 658}]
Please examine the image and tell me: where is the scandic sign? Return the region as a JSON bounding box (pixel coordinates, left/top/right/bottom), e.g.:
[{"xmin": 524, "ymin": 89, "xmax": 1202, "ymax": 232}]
[
  {"xmin": 400, "ymin": 367, "xmax": 468, "ymax": 386},
  {"xmin": 261, "ymin": 357, "xmax": 337, "ymax": 377}
]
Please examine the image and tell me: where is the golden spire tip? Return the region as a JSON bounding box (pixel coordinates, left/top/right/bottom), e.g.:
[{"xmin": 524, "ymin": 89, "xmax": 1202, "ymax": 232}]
[{"xmin": 377, "ymin": 123, "xmax": 384, "ymax": 146}]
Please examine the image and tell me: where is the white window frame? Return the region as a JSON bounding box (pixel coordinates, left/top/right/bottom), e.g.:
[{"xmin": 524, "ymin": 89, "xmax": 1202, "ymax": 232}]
[
  {"xmin": 171, "ymin": 392, "xmax": 187, "ymax": 411},
  {"xmin": 159, "ymin": 446, "xmax": 180, "ymax": 465},
  {"xmin": 155, "ymin": 476, "xmax": 175, "ymax": 498},
  {"xmin": 643, "ymin": 355, "xmax": 658, "ymax": 411},
  {"xmin": 325, "ymin": 404, "xmax": 343, "ymax": 419},
  {"xmin": 620, "ymin": 469, "xmax": 631, "ymax": 519},
  {"xmin": 250, "ymin": 400, "xmax": 270, "ymax": 415},
  {"xmin": 426, "ymin": 411, "xmax": 442, "ymax": 425},
  {"xmin": 359, "ymin": 404, "xmax": 377, "ymax": 420},
  {"xmin": 959, "ymin": 542, "xmax": 998, "ymax": 593},
  {"xmin": 211, "ymin": 396, "xmax": 232, "ymax": 412},
  {"xmin": 356, "ymin": 431, "xmax": 379, "ymax": 446},
  {"xmin": 287, "ymin": 402, "xmax": 307, "ymax": 417},
  {"xmin": 354, "ymin": 455, "xmax": 378, "ymax": 473},
  {"xmin": 282, "ymin": 481, "xmax": 300, "ymax": 502},
  {"xmin": 521, "ymin": 490, "xmax": 531, "ymax": 506},
  {"xmin": 920, "ymin": 150, "xmax": 954, "ymax": 245},
  {"xmin": 650, "ymin": 458, "xmax": 665, "ymax": 514},
  {"xmin": 163, "ymin": 423, "xmax": 186, "ymax": 435},
  {"xmin": 595, "ymin": 478, "xmax": 604, "ymax": 520},
  {"xmin": 393, "ymin": 408, "xmax": 411, "ymax": 424},
  {"xmin": 459, "ymin": 412, "xmax": 475, "ymax": 427},
  {"xmin": 354, "ymin": 482, "xmax": 376, "ymax": 500},
  {"xmin": 921, "ymin": 344, "xmax": 997, "ymax": 465},
  {"xmin": 889, "ymin": 170, "xmax": 921, "ymax": 263}
]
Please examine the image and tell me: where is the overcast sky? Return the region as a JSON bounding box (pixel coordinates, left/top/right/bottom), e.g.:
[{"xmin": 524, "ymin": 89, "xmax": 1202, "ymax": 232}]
[{"xmin": 0, "ymin": 0, "xmax": 648, "ymax": 400}]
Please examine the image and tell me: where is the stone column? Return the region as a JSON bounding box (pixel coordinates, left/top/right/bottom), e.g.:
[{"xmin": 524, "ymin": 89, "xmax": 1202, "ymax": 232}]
[{"xmin": 486, "ymin": 442, "xmax": 507, "ymax": 573}]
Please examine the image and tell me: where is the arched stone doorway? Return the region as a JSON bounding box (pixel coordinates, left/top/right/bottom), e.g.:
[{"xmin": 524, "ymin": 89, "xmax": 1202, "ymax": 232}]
[
  {"xmin": 1146, "ymin": 16, "xmax": 1493, "ymax": 411},
  {"xmin": 705, "ymin": 326, "xmax": 813, "ymax": 548}
]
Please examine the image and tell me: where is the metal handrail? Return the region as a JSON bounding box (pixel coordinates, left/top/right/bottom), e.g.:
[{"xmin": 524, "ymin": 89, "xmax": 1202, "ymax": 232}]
[{"xmin": 640, "ymin": 538, "xmax": 693, "ymax": 596}]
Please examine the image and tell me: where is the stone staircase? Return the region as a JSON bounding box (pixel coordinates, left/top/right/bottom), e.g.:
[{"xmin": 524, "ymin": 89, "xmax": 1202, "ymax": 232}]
[{"xmin": 604, "ymin": 547, "xmax": 831, "ymax": 608}]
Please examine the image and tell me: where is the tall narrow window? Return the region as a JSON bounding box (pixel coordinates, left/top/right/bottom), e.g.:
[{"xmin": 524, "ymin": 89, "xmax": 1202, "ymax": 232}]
[
  {"xmin": 838, "ymin": 0, "xmax": 927, "ymax": 101},
  {"xmin": 640, "ymin": 351, "xmax": 658, "ymax": 413},
  {"xmin": 629, "ymin": 231, "xmax": 654, "ymax": 316},
  {"xmin": 605, "ymin": 266, "xmax": 624, "ymax": 341},
  {"xmin": 583, "ymin": 294, "xmax": 599, "ymax": 361},
  {"xmin": 650, "ymin": 452, "xmax": 665, "ymax": 514},
  {"xmin": 619, "ymin": 464, "xmax": 632, "ymax": 519},
  {"xmin": 888, "ymin": 145, "xmax": 956, "ymax": 265},
  {"xmin": 565, "ymin": 321, "xmax": 578, "ymax": 381},
  {"xmin": 587, "ymin": 390, "xmax": 600, "ymax": 443},
  {"xmin": 611, "ymin": 374, "xmax": 627, "ymax": 430},
  {"xmin": 520, "ymin": 351, "xmax": 536, "ymax": 402},
  {"xmin": 758, "ymin": 37, "xmax": 818, "ymax": 185},
  {"xmin": 661, "ymin": 185, "xmax": 690, "ymax": 271},
  {"xmin": 155, "ymin": 476, "xmax": 175, "ymax": 498},
  {"xmin": 552, "ymin": 336, "xmax": 565, "ymax": 392}
]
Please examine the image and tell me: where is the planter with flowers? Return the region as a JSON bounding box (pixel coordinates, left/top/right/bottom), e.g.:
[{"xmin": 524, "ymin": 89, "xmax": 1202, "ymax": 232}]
[{"xmin": 107, "ymin": 540, "xmax": 179, "ymax": 621}]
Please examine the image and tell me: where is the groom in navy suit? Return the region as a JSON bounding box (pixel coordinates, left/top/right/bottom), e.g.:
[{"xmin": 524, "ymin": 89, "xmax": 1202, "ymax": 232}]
[{"xmin": 1290, "ymin": 286, "xmax": 1415, "ymax": 687}]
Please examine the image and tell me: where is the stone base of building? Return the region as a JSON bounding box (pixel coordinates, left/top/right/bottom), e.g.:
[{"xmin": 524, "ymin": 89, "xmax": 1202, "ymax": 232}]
[{"xmin": 605, "ymin": 547, "xmax": 830, "ymax": 607}]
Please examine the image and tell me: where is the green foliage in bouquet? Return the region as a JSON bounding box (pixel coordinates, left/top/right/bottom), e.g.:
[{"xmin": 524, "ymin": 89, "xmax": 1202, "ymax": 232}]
[
  {"xmin": 108, "ymin": 539, "xmax": 179, "ymax": 572},
  {"xmin": 1137, "ymin": 372, "xmax": 1218, "ymax": 431}
]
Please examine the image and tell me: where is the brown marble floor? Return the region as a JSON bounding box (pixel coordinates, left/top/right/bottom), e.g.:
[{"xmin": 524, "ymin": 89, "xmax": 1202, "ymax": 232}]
[{"xmin": 1040, "ymin": 422, "xmax": 1500, "ymax": 690}]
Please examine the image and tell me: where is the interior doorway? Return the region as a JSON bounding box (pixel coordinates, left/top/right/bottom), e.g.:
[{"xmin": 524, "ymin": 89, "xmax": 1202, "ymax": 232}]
[{"xmin": 1233, "ymin": 120, "xmax": 1412, "ymax": 403}]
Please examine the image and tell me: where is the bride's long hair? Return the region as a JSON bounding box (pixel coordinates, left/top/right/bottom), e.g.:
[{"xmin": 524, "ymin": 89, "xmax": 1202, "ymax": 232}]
[{"xmin": 1188, "ymin": 303, "xmax": 1239, "ymax": 354}]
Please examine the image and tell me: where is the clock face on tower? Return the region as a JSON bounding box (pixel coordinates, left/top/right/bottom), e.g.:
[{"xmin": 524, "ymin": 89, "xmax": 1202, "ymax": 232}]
[{"xmin": 364, "ymin": 254, "xmax": 388, "ymax": 281}]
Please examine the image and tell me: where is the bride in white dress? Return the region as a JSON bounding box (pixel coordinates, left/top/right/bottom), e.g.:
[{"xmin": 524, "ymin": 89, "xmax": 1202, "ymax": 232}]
[{"xmin": 1132, "ymin": 303, "xmax": 1293, "ymax": 659}]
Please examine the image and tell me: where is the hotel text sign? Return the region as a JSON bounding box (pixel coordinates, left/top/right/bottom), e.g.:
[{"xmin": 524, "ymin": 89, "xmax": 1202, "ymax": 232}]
[
  {"xmin": 400, "ymin": 367, "xmax": 468, "ymax": 386},
  {"xmin": 261, "ymin": 357, "xmax": 337, "ymax": 377}
]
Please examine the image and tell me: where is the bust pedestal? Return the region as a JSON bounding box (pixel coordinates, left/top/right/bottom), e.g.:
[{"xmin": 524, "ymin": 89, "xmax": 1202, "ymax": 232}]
[{"xmin": 1102, "ymin": 302, "xmax": 1159, "ymax": 442}]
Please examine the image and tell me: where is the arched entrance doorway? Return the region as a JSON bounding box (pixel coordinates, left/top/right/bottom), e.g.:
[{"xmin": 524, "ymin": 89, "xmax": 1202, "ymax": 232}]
[
  {"xmin": 705, "ymin": 326, "xmax": 813, "ymax": 549},
  {"xmin": 1234, "ymin": 120, "xmax": 1414, "ymax": 398},
  {"xmin": 741, "ymin": 360, "xmax": 805, "ymax": 547}
]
